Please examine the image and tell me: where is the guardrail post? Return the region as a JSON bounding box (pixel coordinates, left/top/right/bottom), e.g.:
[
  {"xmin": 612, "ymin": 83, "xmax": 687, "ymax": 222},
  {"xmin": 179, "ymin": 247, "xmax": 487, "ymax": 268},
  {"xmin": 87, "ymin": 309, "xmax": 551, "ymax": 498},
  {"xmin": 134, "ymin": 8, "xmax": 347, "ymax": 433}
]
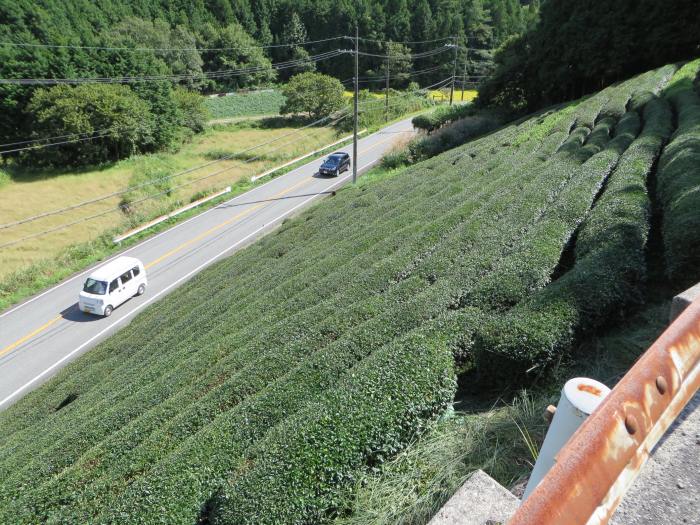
[{"xmin": 523, "ymin": 377, "xmax": 611, "ymax": 500}]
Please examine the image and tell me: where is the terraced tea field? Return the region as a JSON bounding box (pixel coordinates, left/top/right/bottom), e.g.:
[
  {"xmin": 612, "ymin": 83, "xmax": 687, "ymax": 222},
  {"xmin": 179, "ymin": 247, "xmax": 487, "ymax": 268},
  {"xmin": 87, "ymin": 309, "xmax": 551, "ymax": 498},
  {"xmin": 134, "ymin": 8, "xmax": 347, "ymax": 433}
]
[{"xmin": 1, "ymin": 60, "xmax": 699, "ymax": 524}]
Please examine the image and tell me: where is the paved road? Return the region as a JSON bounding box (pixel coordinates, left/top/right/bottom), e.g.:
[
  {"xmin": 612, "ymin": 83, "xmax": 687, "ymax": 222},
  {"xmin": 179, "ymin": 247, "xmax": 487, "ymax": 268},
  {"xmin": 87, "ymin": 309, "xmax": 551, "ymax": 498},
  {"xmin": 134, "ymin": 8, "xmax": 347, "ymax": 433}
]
[{"xmin": 0, "ymin": 118, "xmax": 415, "ymax": 409}]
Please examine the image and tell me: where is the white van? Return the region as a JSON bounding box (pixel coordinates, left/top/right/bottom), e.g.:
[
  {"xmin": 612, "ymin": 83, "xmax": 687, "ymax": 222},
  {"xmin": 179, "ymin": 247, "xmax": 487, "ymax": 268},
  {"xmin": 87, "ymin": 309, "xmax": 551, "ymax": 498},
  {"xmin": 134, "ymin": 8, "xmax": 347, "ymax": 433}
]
[{"xmin": 78, "ymin": 256, "xmax": 147, "ymax": 317}]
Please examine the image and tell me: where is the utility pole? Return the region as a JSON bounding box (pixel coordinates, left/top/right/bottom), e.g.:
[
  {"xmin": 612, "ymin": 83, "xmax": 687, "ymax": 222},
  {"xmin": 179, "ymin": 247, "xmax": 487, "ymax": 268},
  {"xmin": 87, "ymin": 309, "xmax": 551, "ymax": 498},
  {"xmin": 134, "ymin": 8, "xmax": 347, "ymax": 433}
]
[
  {"xmin": 353, "ymin": 25, "xmax": 359, "ymax": 184},
  {"xmin": 461, "ymin": 45, "xmax": 469, "ymax": 102},
  {"xmin": 449, "ymin": 38, "xmax": 458, "ymax": 106},
  {"xmin": 385, "ymin": 54, "xmax": 390, "ymax": 122}
]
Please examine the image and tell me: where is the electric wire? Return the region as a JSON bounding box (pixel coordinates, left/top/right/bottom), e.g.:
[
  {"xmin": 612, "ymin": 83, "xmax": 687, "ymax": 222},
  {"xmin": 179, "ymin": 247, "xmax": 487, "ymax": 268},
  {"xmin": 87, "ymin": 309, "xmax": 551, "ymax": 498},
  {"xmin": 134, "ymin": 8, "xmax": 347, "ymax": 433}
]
[
  {"xmin": 0, "ymin": 36, "xmax": 345, "ymax": 52},
  {"xmin": 0, "ymin": 110, "xmax": 351, "ymax": 231},
  {"xmin": 0, "ymin": 111, "xmax": 352, "ymax": 249},
  {"xmin": 0, "ymin": 50, "xmax": 344, "ymax": 85}
]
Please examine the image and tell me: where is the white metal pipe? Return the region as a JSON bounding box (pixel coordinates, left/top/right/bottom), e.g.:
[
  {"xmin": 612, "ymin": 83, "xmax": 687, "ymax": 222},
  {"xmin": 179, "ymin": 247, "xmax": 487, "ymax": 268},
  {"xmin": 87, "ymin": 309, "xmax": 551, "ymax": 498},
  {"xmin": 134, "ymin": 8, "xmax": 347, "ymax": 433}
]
[{"xmin": 522, "ymin": 377, "xmax": 611, "ymax": 500}]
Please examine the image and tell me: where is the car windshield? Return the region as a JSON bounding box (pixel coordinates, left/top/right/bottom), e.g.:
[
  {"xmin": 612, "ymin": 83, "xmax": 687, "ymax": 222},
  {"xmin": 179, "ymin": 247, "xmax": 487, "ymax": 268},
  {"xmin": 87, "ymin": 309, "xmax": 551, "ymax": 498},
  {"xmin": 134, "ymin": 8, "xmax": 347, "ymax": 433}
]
[
  {"xmin": 83, "ymin": 278, "xmax": 107, "ymax": 295},
  {"xmin": 326, "ymin": 156, "xmax": 341, "ymax": 165}
]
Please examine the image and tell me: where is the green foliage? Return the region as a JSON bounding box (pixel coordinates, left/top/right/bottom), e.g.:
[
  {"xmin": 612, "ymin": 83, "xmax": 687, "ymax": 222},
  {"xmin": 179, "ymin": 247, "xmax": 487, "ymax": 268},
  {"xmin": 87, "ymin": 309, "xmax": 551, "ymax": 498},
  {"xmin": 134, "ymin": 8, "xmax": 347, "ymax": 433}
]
[
  {"xmin": 210, "ymin": 320, "xmax": 458, "ymax": 524},
  {"xmin": 204, "ymin": 90, "xmax": 286, "ymax": 118},
  {"xmin": 657, "ymin": 60, "xmax": 700, "ymax": 286},
  {"xmin": 412, "ymin": 103, "xmax": 476, "ymax": 133},
  {"xmin": 475, "ymin": 96, "xmax": 675, "ymax": 382},
  {"xmin": 408, "ymin": 113, "xmax": 503, "ymax": 161},
  {"xmin": 480, "ymin": 0, "xmax": 700, "ymax": 112},
  {"xmin": 281, "ymin": 72, "xmax": 345, "ymax": 120},
  {"xmin": 22, "ymin": 84, "xmax": 154, "ymax": 166},
  {"xmin": 335, "ymin": 393, "xmax": 545, "ymax": 525},
  {"xmin": 172, "ymin": 88, "xmax": 209, "ymax": 133},
  {"xmin": 0, "ymin": 62, "xmax": 690, "ymax": 525},
  {"xmin": 197, "ymin": 21, "xmax": 276, "ymax": 91}
]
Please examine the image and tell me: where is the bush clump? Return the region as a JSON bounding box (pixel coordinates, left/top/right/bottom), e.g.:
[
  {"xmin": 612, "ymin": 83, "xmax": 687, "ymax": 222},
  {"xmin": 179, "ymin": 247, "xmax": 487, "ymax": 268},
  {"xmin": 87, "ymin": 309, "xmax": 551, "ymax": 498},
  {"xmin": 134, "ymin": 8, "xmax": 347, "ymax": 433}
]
[{"xmin": 656, "ymin": 61, "xmax": 700, "ymax": 286}]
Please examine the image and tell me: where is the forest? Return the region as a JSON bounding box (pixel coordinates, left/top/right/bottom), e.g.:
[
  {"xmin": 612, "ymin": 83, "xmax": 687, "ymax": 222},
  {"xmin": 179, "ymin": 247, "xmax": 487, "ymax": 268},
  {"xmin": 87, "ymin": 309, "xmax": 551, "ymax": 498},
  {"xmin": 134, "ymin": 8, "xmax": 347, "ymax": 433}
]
[
  {"xmin": 480, "ymin": 0, "xmax": 700, "ymax": 112},
  {"xmin": 0, "ymin": 0, "xmax": 537, "ymax": 166}
]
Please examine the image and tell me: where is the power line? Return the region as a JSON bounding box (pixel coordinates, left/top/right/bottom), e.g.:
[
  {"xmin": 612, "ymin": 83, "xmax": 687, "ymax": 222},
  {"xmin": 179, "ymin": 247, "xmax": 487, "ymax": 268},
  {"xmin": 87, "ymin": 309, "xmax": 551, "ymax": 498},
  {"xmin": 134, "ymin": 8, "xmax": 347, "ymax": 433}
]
[
  {"xmin": 0, "ymin": 129, "xmax": 119, "ymax": 155},
  {"xmin": 0, "ymin": 110, "xmax": 350, "ymax": 231},
  {"xmin": 350, "ymin": 35, "xmax": 456, "ymax": 45},
  {"xmin": 0, "ymin": 50, "xmax": 343, "ymax": 85},
  {"xmin": 0, "ymin": 111, "xmax": 352, "ymax": 248},
  {"xmin": 1, "ymin": 80, "xmax": 355, "ymax": 156},
  {"xmin": 354, "ymin": 46, "xmax": 454, "ymax": 60},
  {"xmin": 0, "ymin": 36, "xmax": 345, "ymax": 53}
]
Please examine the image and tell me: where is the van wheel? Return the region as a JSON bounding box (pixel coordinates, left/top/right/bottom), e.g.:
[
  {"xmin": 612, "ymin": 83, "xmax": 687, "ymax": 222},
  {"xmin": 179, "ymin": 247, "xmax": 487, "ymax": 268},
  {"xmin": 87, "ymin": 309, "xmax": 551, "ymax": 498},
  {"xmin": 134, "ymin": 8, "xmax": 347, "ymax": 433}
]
[
  {"xmin": 137, "ymin": 284, "xmax": 146, "ymax": 296},
  {"xmin": 104, "ymin": 305, "xmax": 113, "ymax": 317}
]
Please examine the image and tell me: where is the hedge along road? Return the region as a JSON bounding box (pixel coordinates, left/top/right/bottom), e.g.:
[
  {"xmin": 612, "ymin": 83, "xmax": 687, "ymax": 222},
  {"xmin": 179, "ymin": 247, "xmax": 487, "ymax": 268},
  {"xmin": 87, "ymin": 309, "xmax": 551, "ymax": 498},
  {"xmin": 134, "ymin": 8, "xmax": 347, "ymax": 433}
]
[{"xmin": 0, "ymin": 117, "xmax": 416, "ymax": 410}]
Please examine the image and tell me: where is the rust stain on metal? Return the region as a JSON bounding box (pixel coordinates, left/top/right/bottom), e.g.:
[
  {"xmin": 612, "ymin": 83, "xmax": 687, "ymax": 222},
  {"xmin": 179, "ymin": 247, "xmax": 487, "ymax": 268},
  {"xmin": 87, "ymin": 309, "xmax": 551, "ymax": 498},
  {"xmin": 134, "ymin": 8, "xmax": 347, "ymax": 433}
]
[
  {"xmin": 508, "ymin": 297, "xmax": 700, "ymax": 525},
  {"xmin": 578, "ymin": 384, "xmax": 603, "ymax": 396}
]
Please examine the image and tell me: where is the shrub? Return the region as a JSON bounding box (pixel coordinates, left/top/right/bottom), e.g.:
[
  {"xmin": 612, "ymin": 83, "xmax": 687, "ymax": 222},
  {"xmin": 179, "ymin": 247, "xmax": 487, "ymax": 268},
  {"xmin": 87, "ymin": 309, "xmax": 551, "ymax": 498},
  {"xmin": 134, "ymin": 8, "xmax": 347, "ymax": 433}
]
[
  {"xmin": 412, "ymin": 104, "xmax": 477, "ymax": 133},
  {"xmin": 210, "ymin": 321, "xmax": 458, "ymax": 524},
  {"xmin": 22, "ymin": 84, "xmax": 155, "ymax": 167},
  {"xmin": 281, "ymin": 72, "xmax": 345, "ymax": 120},
  {"xmin": 656, "ymin": 62, "xmax": 700, "ymax": 286},
  {"xmin": 408, "ymin": 114, "xmax": 503, "ymax": 162},
  {"xmin": 474, "ymin": 97, "xmax": 674, "ymax": 383},
  {"xmin": 172, "ymin": 88, "xmax": 209, "ymax": 133}
]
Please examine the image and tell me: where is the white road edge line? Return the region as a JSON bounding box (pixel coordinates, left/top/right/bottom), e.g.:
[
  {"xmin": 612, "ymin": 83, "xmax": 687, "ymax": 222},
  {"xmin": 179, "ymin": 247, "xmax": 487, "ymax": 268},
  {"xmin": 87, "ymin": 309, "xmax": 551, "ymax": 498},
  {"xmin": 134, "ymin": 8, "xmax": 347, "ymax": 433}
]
[
  {"xmin": 0, "ymin": 122, "xmax": 404, "ymax": 320},
  {"xmin": 0, "ymin": 159, "xmax": 379, "ymax": 409}
]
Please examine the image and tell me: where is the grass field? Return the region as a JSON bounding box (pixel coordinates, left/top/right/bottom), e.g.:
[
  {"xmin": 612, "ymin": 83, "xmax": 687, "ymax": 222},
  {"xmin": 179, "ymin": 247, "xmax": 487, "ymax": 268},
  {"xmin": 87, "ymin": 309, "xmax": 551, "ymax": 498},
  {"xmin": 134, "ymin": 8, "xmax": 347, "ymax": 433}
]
[
  {"xmin": 204, "ymin": 90, "xmax": 285, "ymax": 119},
  {"xmin": 0, "ymin": 121, "xmax": 341, "ymax": 277},
  {"xmin": 429, "ymin": 89, "xmax": 478, "ymax": 102},
  {"xmin": 1, "ymin": 61, "xmax": 698, "ymax": 524}
]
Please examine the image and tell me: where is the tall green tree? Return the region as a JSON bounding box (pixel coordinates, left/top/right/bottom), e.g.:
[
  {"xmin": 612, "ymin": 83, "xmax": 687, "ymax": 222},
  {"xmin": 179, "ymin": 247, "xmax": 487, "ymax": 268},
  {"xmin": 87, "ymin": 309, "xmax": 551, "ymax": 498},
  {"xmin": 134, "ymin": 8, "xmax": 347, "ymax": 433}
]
[
  {"xmin": 23, "ymin": 84, "xmax": 155, "ymax": 166},
  {"xmin": 281, "ymin": 72, "xmax": 345, "ymax": 120},
  {"xmin": 198, "ymin": 21, "xmax": 276, "ymax": 91},
  {"xmin": 386, "ymin": 0, "xmax": 411, "ymax": 42}
]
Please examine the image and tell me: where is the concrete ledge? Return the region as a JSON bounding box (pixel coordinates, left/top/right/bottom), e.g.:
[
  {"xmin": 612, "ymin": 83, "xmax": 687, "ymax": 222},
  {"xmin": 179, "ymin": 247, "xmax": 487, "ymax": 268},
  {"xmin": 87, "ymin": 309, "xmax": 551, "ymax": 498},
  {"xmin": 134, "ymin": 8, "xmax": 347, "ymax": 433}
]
[
  {"xmin": 670, "ymin": 281, "xmax": 700, "ymax": 322},
  {"xmin": 428, "ymin": 469, "xmax": 520, "ymax": 525}
]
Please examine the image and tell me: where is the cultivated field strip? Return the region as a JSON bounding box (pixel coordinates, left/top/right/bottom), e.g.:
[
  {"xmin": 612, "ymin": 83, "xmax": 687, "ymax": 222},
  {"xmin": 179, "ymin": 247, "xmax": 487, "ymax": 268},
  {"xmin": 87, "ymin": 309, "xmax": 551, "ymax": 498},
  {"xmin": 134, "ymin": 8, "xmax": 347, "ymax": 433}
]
[
  {"xmin": 41, "ymin": 96, "xmax": 608, "ymax": 519},
  {"xmin": 475, "ymin": 94, "xmax": 676, "ymax": 381},
  {"xmin": 656, "ymin": 60, "xmax": 700, "ymax": 284},
  {"xmin": 0, "ymin": 114, "xmax": 571, "ymax": 518},
  {"xmin": 0, "ymin": 63, "xmax": 695, "ymax": 524}
]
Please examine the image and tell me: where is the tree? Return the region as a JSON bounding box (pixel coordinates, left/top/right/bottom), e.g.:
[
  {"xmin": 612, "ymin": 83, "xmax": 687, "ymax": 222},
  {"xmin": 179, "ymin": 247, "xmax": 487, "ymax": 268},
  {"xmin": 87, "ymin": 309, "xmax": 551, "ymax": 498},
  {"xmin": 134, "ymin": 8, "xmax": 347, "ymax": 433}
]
[
  {"xmin": 104, "ymin": 18, "xmax": 204, "ymax": 89},
  {"xmin": 386, "ymin": 0, "xmax": 411, "ymax": 42},
  {"xmin": 172, "ymin": 88, "xmax": 209, "ymax": 133},
  {"xmin": 381, "ymin": 42, "xmax": 413, "ymax": 88},
  {"xmin": 275, "ymin": 13, "xmax": 316, "ymax": 80},
  {"xmin": 198, "ymin": 22, "xmax": 276, "ymax": 91},
  {"xmin": 281, "ymin": 72, "xmax": 345, "ymax": 120},
  {"xmin": 23, "ymin": 84, "xmax": 155, "ymax": 166}
]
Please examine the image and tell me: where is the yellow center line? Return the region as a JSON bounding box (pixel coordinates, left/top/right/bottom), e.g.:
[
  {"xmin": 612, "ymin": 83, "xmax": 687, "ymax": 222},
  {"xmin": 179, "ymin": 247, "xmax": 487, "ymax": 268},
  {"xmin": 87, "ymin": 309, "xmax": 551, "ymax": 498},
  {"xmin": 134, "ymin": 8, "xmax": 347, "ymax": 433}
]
[
  {"xmin": 145, "ymin": 174, "xmax": 314, "ymax": 270},
  {"xmin": 0, "ymin": 132, "xmax": 403, "ymax": 358},
  {"xmin": 0, "ymin": 315, "xmax": 62, "ymax": 358}
]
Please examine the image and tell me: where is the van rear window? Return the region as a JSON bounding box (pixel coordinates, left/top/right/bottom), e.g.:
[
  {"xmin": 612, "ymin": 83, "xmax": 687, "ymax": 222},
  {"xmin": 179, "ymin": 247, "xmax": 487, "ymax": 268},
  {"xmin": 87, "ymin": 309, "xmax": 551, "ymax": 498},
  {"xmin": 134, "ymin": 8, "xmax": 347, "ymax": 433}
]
[{"xmin": 132, "ymin": 266, "xmax": 140, "ymax": 277}]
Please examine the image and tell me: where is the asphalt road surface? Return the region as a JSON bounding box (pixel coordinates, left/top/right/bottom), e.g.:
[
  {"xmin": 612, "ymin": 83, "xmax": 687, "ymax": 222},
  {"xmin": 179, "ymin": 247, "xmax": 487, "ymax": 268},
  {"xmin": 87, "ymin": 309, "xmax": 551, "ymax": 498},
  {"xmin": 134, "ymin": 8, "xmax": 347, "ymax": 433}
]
[{"xmin": 0, "ymin": 117, "xmax": 416, "ymax": 409}]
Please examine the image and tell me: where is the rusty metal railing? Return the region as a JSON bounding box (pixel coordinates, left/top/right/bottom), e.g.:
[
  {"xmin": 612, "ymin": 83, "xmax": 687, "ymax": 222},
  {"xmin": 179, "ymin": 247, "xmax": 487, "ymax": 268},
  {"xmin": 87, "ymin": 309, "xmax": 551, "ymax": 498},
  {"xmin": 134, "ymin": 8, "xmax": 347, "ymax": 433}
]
[{"xmin": 509, "ymin": 296, "xmax": 700, "ymax": 525}]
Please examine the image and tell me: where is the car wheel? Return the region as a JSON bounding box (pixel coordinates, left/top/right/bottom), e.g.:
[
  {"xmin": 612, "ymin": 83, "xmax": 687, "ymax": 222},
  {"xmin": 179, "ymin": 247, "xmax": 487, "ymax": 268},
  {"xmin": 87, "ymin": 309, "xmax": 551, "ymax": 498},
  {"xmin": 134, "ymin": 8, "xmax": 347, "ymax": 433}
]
[
  {"xmin": 104, "ymin": 305, "xmax": 113, "ymax": 317},
  {"xmin": 335, "ymin": 169, "xmax": 340, "ymax": 177},
  {"xmin": 137, "ymin": 284, "xmax": 146, "ymax": 296}
]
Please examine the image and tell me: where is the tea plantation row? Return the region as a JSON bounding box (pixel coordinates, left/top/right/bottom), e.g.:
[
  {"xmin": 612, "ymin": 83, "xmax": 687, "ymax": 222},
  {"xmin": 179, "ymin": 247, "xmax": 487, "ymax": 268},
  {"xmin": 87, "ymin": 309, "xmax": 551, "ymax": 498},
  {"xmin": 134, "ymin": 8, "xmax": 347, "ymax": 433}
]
[{"xmin": 0, "ymin": 62, "xmax": 697, "ymax": 524}]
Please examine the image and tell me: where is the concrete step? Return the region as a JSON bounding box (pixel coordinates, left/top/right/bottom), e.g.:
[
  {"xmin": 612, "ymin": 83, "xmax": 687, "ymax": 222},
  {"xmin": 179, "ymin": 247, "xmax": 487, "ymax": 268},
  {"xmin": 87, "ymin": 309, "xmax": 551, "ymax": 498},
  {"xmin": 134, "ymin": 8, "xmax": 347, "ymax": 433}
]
[{"xmin": 428, "ymin": 469, "xmax": 521, "ymax": 525}]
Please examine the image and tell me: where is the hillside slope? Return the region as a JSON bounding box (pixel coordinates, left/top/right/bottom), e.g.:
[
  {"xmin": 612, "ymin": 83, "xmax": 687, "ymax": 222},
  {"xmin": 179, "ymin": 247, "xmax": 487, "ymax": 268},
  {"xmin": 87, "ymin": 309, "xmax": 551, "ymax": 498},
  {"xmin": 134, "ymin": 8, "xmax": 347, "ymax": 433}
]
[{"xmin": 1, "ymin": 61, "xmax": 699, "ymax": 524}]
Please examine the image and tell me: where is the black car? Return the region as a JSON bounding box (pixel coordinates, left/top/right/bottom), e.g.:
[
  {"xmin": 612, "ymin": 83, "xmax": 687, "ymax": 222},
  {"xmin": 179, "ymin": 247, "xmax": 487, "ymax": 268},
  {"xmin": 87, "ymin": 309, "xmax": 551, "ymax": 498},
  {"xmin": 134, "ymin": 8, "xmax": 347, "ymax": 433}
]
[{"xmin": 319, "ymin": 152, "xmax": 351, "ymax": 176}]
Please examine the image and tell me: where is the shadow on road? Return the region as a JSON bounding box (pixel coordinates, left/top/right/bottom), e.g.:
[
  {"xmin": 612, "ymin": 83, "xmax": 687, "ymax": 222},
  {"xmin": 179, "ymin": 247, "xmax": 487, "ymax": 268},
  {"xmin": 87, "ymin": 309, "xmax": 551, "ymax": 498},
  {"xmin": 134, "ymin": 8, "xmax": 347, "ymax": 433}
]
[
  {"xmin": 61, "ymin": 303, "xmax": 99, "ymax": 323},
  {"xmin": 217, "ymin": 190, "xmax": 335, "ymax": 210}
]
